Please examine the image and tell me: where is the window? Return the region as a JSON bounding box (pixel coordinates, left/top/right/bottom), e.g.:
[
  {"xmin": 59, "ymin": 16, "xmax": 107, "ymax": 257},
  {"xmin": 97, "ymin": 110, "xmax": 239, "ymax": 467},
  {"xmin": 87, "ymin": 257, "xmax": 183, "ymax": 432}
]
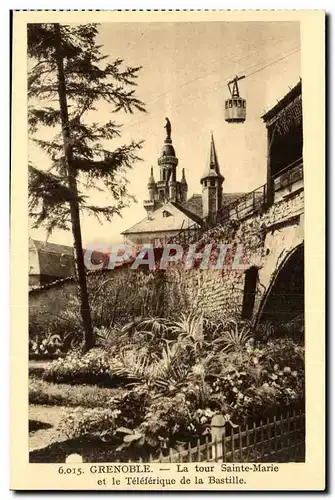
[
  {"xmin": 162, "ymin": 210, "xmax": 172, "ymax": 218},
  {"xmin": 241, "ymin": 267, "xmax": 258, "ymax": 319},
  {"xmin": 210, "ymin": 179, "xmax": 215, "ymax": 187},
  {"xmin": 229, "ymin": 101, "xmax": 232, "ymax": 108},
  {"xmin": 233, "ymin": 100, "xmax": 237, "ymax": 106},
  {"xmin": 225, "ymin": 102, "xmax": 228, "ymax": 109}
]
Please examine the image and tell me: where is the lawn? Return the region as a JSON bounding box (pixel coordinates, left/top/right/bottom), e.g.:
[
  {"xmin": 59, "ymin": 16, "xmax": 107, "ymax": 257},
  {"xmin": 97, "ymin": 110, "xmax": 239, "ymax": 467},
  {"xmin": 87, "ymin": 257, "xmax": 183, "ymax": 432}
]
[
  {"xmin": 29, "ymin": 373, "xmax": 124, "ymax": 458},
  {"xmin": 29, "ymin": 377, "xmax": 123, "ymax": 408}
]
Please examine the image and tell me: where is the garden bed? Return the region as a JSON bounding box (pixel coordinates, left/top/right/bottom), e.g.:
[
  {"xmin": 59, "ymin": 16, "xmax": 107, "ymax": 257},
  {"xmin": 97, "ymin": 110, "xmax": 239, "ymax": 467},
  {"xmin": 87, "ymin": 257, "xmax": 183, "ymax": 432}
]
[{"xmin": 28, "ymin": 314, "xmax": 305, "ymax": 461}]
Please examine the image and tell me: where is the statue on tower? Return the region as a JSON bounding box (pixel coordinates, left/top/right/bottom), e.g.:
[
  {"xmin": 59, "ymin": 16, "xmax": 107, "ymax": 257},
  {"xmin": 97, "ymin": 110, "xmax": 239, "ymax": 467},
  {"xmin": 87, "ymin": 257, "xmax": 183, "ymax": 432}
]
[{"xmin": 164, "ymin": 117, "xmax": 172, "ymax": 141}]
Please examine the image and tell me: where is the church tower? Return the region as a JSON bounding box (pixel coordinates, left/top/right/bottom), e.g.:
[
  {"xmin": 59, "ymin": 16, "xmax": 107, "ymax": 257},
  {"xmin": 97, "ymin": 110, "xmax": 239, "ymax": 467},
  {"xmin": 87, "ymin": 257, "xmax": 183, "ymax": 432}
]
[
  {"xmin": 201, "ymin": 133, "xmax": 224, "ymax": 218},
  {"xmin": 143, "ymin": 118, "xmax": 188, "ymax": 215}
]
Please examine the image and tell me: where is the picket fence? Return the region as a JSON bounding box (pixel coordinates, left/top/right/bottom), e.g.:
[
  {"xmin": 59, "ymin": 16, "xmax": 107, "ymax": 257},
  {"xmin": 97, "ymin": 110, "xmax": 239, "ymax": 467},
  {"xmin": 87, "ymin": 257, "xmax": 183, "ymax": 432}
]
[{"xmin": 145, "ymin": 409, "xmax": 305, "ymax": 463}]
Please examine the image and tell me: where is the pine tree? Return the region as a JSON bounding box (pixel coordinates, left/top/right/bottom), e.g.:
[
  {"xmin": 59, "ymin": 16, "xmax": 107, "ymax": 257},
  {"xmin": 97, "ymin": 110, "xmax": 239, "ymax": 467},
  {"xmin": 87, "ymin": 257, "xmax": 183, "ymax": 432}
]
[{"xmin": 28, "ymin": 23, "xmax": 146, "ymax": 351}]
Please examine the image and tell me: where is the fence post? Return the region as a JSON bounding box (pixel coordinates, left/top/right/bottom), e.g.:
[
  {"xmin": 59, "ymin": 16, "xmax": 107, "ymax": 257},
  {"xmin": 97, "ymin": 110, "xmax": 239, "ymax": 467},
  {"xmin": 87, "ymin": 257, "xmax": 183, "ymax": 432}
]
[{"xmin": 211, "ymin": 415, "xmax": 226, "ymax": 463}]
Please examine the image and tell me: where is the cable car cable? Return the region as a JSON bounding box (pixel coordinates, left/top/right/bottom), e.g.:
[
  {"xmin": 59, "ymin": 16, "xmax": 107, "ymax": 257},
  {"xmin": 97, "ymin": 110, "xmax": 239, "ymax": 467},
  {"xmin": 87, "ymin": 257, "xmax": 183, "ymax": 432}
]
[
  {"xmin": 139, "ymin": 35, "xmax": 297, "ymax": 108},
  {"xmin": 120, "ymin": 46, "xmax": 300, "ymax": 132}
]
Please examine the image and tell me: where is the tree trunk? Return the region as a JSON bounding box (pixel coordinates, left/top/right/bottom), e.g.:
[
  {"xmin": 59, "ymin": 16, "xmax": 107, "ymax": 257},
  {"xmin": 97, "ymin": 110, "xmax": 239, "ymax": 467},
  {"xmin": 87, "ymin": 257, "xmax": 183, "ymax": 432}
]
[{"xmin": 53, "ymin": 23, "xmax": 95, "ymax": 351}]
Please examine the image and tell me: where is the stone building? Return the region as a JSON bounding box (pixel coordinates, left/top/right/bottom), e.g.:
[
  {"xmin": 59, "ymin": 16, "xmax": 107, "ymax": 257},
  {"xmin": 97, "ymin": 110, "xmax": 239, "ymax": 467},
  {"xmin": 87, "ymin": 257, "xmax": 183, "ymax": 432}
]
[
  {"xmin": 29, "ymin": 238, "xmax": 75, "ymax": 288},
  {"xmin": 121, "ymin": 128, "xmax": 243, "ymax": 246},
  {"xmin": 29, "ymin": 238, "xmax": 110, "ymax": 288}
]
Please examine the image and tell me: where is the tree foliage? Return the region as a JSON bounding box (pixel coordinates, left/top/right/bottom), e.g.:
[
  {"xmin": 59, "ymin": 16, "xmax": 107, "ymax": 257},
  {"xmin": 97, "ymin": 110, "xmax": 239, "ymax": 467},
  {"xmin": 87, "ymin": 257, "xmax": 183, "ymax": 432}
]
[{"xmin": 28, "ymin": 23, "xmax": 146, "ymax": 235}]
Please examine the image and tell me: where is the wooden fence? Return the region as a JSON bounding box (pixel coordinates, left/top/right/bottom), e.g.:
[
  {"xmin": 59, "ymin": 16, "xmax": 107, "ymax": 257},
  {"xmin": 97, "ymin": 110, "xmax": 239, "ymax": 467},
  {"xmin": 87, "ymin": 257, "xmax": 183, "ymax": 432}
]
[{"xmin": 151, "ymin": 409, "xmax": 305, "ymax": 463}]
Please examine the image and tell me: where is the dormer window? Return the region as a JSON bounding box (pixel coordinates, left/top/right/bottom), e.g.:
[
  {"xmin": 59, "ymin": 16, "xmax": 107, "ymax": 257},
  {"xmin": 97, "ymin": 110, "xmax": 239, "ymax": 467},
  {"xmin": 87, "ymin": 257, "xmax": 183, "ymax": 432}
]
[{"xmin": 162, "ymin": 210, "xmax": 172, "ymax": 218}]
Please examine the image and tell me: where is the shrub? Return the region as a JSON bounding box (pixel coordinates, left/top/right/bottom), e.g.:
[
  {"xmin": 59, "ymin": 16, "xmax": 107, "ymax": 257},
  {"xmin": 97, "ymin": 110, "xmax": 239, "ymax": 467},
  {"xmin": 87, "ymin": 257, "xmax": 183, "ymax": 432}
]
[
  {"xmin": 29, "ymin": 295, "xmax": 84, "ymax": 356},
  {"xmin": 42, "ymin": 348, "xmax": 114, "ymax": 386},
  {"xmin": 29, "ymin": 332, "xmax": 63, "ymax": 359},
  {"xmin": 29, "ymin": 270, "xmax": 166, "ymax": 358},
  {"xmin": 88, "ymin": 270, "xmax": 166, "ymax": 328},
  {"xmin": 55, "ymin": 407, "xmax": 122, "ymax": 441}
]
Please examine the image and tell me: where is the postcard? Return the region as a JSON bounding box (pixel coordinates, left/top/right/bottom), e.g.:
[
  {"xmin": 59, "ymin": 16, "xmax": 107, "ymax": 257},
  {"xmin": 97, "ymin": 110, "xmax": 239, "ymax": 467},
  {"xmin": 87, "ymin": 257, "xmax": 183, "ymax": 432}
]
[{"xmin": 11, "ymin": 9, "xmax": 325, "ymax": 491}]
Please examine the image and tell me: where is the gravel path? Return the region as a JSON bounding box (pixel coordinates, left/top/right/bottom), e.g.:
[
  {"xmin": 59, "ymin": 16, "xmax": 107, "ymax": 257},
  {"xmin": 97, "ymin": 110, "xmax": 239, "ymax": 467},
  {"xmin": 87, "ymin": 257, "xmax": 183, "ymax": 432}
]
[{"xmin": 29, "ymin": 404, "xmax": 75, "ymax": 452}]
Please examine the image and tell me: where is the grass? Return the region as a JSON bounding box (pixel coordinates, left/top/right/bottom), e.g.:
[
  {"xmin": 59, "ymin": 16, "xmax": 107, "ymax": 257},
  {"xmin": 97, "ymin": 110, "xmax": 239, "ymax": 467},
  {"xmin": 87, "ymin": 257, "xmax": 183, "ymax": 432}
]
[
  {"xmin": 29, "ymin": 377, "xmax": 123, "ymax": 408},
  {"xmin": 29, "ymin": 360, "xmax": 54, "ymax": 378}
]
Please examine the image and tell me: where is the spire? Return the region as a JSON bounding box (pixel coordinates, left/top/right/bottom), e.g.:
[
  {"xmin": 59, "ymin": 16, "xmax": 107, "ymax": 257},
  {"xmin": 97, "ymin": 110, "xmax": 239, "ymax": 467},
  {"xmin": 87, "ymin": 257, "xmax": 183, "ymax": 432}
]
[
  {"xmin": 201, "ymin": 133, "xmax": 224, "ymax": 182},
  {"xmin": 209, "ymin": 132, "xmax": 220, "ymax": 172},
  {"xmin": 148, "ymin": 166, "xmax": 155, "ymax": 186},
  {"xmin": 181, "ymin": 168, "xmax": 187, "ymax": 184}
]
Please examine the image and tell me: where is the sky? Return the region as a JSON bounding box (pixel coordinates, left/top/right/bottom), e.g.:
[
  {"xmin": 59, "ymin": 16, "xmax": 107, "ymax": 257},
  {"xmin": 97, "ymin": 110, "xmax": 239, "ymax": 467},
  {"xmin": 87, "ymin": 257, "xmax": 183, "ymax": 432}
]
[{"xmin": 29, "ymin": 21, "xmax": 301, "ymax": 249}]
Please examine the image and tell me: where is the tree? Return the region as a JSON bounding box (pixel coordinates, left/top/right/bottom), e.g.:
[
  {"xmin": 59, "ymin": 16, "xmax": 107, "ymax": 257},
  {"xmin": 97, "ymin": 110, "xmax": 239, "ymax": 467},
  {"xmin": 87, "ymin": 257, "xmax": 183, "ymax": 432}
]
[{"xmin": 28, "ymin": 23, "xmax": 146, "ymax": 351}]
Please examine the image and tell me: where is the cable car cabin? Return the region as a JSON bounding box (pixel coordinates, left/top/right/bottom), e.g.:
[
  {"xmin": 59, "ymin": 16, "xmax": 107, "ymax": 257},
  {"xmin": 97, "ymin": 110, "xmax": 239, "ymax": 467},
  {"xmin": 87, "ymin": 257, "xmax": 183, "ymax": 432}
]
[
  {"xmin": 225, "ymin": 75, "xmax": 246, "ymax": 124},
  {"xmin": 225, "ymin": 97, "xmax": 246, "ymax": 123}
]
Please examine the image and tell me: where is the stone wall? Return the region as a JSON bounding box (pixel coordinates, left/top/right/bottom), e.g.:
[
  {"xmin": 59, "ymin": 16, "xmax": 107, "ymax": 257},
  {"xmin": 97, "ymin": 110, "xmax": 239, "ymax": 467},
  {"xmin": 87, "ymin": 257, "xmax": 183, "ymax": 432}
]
[
  {"xmin": 29, "ymin": 189, "xmax": 304, "ymax": 331},
  {"xmin": 164, "ymin": 266, "xmax": 246, "ymax": 320},
  {"xmin": 164, "ymin": 189, "xmax": 304, "ymax": 321}
]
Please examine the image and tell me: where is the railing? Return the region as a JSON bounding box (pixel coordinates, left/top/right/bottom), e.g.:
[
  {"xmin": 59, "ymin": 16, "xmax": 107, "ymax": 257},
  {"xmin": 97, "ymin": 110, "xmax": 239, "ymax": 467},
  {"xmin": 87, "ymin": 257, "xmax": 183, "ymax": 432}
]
[
  {"xmin": 171, "ymin": 157, "xmax": 304, "ymax": 247},
  {"xmin": 222, "ymin": 184, "xmax": 266, "ymax": 222},
  {"xmin": 150, "ymin": 409, "xmax": 305, "ymax": 463},
  {"xmin": 273, "ymin": 157, "xmax": 303, "ymax": 193},
  {"xmin": 170, "ymin": 184, "xmax": 267, "ymax": 246}
]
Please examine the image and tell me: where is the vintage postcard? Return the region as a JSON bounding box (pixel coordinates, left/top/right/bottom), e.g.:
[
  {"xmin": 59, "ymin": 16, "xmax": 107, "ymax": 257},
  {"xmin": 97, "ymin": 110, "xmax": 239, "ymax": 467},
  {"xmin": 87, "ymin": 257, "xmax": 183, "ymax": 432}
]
[{"xmin": 11, "ymin": 10, "xmax": 325, "ymax": 491}]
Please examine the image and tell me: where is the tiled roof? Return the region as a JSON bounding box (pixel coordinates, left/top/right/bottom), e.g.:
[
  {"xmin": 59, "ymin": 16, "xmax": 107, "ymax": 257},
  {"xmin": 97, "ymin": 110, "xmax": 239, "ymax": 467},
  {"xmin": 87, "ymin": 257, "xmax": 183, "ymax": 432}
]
[
  {"xmin": 222, "ymin": 192, "xmax": 246, "ymax": 206},
  {"xmin": 261, "ymin": 80, "xmax": 302, "ymax": 123},
  {"xmin": 121, "ymin": 201, "xmax": 201, "ymax": 235},
  {"xmin": 33, "ymin": 240, "xmax": 74, "ymax": 255},
  {"xmin": 181, "ymin": 194, "xmax": 203, "ymax": 219},
  {"xmin": 170, "ymin": 201, "xmax": 203, "ymax": 225},
  {"xmin": 181, "ymin": 192, "xmax": 245, "ymax": 220}
]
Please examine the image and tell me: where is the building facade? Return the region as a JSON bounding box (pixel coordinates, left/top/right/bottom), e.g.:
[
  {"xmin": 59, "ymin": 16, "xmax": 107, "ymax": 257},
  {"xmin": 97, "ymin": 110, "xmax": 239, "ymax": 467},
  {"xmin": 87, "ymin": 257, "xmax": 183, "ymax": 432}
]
[{"xmin": 122, "ymin": 122, "xmax": 243, "ymax": 246}]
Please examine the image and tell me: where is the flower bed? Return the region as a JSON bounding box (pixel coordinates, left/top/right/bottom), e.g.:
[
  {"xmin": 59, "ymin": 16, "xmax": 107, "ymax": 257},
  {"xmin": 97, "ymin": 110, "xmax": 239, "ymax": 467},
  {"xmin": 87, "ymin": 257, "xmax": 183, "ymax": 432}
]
[{"xmin": 46, "ymin": 316, "xmax": 304, "ymax": 461}]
